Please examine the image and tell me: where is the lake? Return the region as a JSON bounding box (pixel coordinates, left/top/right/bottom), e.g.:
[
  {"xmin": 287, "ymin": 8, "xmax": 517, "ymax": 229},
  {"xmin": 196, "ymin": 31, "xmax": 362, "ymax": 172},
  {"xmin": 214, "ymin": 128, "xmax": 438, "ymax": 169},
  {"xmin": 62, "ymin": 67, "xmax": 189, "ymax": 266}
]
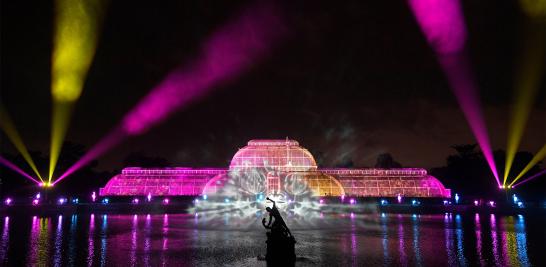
[{"xmin": 0, "ymin": 212, "xmax": 544, "ymax": 266}]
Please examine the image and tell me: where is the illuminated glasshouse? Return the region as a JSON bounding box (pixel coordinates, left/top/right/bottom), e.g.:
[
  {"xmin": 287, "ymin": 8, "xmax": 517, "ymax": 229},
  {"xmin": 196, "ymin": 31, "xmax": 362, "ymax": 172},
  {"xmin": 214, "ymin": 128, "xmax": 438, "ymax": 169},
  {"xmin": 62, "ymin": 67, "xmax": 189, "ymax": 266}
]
[{"xmin": 100, "ymin": 139, "xmax": 451, "ymax": 198}]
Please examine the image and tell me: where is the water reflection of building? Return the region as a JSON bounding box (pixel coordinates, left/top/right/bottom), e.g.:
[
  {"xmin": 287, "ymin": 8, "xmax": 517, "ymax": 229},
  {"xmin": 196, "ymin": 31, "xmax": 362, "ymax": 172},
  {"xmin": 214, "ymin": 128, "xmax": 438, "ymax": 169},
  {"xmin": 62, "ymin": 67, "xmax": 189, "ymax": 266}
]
[{"xmin": 100, "ymin": 139, "xmax": 451, "ymax": 198}]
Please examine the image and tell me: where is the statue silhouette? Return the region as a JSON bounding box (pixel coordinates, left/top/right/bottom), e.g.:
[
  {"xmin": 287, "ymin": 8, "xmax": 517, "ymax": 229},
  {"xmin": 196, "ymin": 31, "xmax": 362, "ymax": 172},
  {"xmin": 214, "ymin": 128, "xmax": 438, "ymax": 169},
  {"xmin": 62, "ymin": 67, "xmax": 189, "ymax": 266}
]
[{"xmin": 262, "ymin": 197, "xmax": 296, "ymax": 265}]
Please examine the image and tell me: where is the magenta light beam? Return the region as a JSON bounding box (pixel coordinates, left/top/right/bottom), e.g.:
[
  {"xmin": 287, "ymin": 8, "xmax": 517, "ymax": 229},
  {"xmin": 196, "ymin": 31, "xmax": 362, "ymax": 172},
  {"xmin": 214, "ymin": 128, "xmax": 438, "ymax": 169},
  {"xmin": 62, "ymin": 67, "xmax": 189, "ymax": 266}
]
[
  {"xmin": 408, "ymin": 0, "xmax": 500, "ymax": 186},
  {"xmin": 54, "ymin": 1, "xmax": 286, "ymax": 184},
  {"xmin": 0, "ymin": 155, "xmax": 40, "ymax": 184},
  {"xmin": 511, "ymin": 169, "xmax": 546, "ymax": 188}
]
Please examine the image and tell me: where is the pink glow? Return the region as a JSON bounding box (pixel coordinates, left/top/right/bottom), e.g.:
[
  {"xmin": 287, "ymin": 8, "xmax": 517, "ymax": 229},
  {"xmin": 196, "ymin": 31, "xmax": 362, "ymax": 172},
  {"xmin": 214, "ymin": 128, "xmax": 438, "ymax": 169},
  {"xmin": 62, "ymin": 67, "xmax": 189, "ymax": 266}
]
[
  {"xmin": 123, "ymin": 3, "xmax": 285, "ymax": 135},
  {"xmin": 91, "ymin": 191, "xmax": 96, "ymax": 202},
  {"xmin": 163, "ymin": 198, "xmax": 169, "ymax": 205},
  {"xmin": 512, "ymin": 169, "xmax": 546, "ymax": 188},
  {"xmin": 32, "ymin": 199, "xmax": 39, "ymax": 205},
  {"xmin": 0, "ymin": 155, "xmax": 40, "ymax": 184},
  {"xmin": 54, "ymin": 128, "xmax": 125, "ymax": 185},
  {"xmin": 408, "ymin": 0, "xmax": 500, "ymax": 185},
  {"xmin": 99, "ymin": 140, "xmax": 451, "ymax": 198},
  {"xmin": 408, "ymin": 0, "xmax": 466, "ymax": 54},
  {"xmin": 55, "ymin": 2, "xmax": 286, "ymax": 185},
  {"xmin": 4, "ymin": 198, "xmax": 12, "ymax": 205},
  {"xmin": 439, "ymin": 55, "xmax": 500, "ymax": 185}
]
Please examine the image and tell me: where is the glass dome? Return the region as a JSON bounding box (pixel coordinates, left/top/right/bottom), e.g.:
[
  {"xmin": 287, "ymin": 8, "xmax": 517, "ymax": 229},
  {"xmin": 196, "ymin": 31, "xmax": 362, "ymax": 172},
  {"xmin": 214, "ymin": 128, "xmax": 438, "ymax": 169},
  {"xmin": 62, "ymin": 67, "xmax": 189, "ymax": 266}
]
[{"xmin": 229, "ymin": 139, "xmax": 317, "ymax": 172}]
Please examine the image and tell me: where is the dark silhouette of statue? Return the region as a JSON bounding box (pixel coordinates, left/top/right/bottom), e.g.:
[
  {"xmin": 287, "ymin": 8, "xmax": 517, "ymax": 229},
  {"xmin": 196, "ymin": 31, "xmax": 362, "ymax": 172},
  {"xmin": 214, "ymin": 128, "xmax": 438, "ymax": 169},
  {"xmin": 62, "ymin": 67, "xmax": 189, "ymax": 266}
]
[{"xmin": 262, "ymin": 197, "xmax": 296, "ymax": 265}]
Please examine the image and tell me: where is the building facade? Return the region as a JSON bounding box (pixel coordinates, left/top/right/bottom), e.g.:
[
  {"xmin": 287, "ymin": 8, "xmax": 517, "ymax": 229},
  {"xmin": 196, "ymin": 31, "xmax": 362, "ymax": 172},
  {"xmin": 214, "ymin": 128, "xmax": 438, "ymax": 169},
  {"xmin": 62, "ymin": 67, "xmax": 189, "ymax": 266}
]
[{"xmin": 100, "ymin": 139, "xmax": 451, "ymax": 198}]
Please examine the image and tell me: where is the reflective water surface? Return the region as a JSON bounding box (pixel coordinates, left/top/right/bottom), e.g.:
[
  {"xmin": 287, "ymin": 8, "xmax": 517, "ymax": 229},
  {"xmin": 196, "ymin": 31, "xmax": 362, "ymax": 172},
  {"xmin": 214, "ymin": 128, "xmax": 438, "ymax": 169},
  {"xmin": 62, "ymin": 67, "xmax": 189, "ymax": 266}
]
[{"xmin": 0, "ymin": 212, "xmax": 544, "ymax": 266}]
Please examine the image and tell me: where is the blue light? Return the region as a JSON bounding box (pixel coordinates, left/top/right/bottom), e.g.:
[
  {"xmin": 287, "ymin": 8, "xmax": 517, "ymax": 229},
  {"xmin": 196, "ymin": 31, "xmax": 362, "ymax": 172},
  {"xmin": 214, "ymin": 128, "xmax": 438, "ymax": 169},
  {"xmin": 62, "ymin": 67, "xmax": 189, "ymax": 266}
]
[
  {"xmin": 102, "ymin": 198, "xmax": 109, "ymax": 204},
  {"xmin": 512, "ymin": 194, "xmax": 519, "ymax": 204},
  {"xmin": 72, "ymin": 198, "xmax": 79, "ymax": 204},
  {"xmin": 517, "ymin": 201, "xmax": 524, "ymax": 208},
  {"xmin": 203, "ymin": 194, "xmax": 208, "ymax": 200},
  {"xmin": 380, "ymin": 199, "xmax": 388, "ymax": 205},
  {"xmin": 411, "ymin": 199, "xmax": 420, "ymax": 206},
  {"xmin": 454, "ymin": 193, "xmax": 460, "ymax": 204},
  {"xmin": 224, "ymin": 198, "xmax": 230, "ymax": 203}
]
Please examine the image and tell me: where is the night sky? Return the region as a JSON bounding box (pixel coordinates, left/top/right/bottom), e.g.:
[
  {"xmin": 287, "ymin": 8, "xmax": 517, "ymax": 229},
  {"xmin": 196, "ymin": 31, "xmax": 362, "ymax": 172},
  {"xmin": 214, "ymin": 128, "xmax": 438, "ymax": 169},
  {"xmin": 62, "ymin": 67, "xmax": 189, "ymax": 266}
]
[{"xmin": 1, "ymin": 0, "xmax": 544, "ymax": 172}]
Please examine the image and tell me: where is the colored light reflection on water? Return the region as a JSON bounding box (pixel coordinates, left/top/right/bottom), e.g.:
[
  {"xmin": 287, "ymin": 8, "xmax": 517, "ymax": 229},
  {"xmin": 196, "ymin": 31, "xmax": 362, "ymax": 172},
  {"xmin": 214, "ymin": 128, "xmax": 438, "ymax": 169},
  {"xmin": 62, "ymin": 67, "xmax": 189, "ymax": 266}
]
[{"xmin": 0, "ymin": 213, "xmax": 542, "ymax": 266}]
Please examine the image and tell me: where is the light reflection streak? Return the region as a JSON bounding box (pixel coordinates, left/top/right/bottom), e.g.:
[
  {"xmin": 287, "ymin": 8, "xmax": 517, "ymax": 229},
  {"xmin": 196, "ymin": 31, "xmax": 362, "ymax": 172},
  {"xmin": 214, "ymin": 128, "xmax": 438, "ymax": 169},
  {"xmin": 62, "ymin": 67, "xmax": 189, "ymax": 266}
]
[
  {"xmin": 474, "ymin": 213, "xmax": 486, "ymax": 267},
  {"xmin": 454, "ymin": 214, "xmax": 467, "ymax": 266},
  {"xmin": 161, "ymin": 214, "xmax": 169, "ymax": 266},
  {"xmin": 87, "ymin": 214, "xmax": 95, "ymax": 267},
  {"xmin": 503, "ymin": 217, "xmax": 518, "ymax": 266},
  {"xmin": 350, "ymin": 215, "xmax": 357, "ymax": 266},
  {"xmin": 490, "ymin": 214, "xmax": 502, "ymax": 266},
  {"xmin": 515, "ymin": 215, "xmax": 530, "ymax": 266},
  {"xmin": 130, "ymin": 215, "xmax": 138, "ymax": 266},
  {"xmin": 380, "ymin": 214, "xmax": 391, "ymax": 266},
  {"xmin": 144, "ymin": 214, "xmax": 151, "ymax": 266},
  {"xmin": 68, "ymin": 215, "xmax": 78, "ymax": 266},
  {"xmin": 0, "ymin": 217, "xmax": 9, "ymax": 263},
  {"xmin": 37, "ymin": 218, "xmax": 51, "ymax": 266},
  {"xmin": 27, "ymin": 216, "xmax": 39, "ymax": 265},
  {"xmin": 411, "ymin": 214, "xmax": 422, "ymax": 266},
  {"xmin": 100, "ymin": 215, "xmax": 107, "ymax": 266},
  {"xmin": 398, "ymin": 215, "xmax": 407, "ymax": 266},
  {"xmin": 53, "ymin": 215, "xmax": 63, "ymax": 267},
  {"xmin": 444, "ymin": 213, "xmax": 456, "ymax": 266}
]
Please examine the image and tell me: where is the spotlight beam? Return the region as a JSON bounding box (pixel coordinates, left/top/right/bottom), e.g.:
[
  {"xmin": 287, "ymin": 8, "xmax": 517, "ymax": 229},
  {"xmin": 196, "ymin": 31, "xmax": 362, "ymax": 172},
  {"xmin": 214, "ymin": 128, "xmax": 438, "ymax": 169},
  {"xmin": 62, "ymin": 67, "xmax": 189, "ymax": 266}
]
[
  {"xmin": 0, "ymin": 155, "xmax": 41, "ymax": 184},
  {"xmin": 512, "ymin": 169, "xmax": 546, "ymax": 188},
  {"xmin": 503, "ymin": 10, "xmax": 545, "ymax": 186},
  {"xmin": 48, "ymin": 0, "xmax": 107, "ymax": 182},
  {"xmin": 408, "ymin": 0, "xmax": 500, "ymax": 185},
  {"xmin": 509, "ymin": 144, "xmax": 546, "ymax": 187},
  {"xmin": 53, "ymin": 1, "xmax": 286, "ymax": 185},
  {"xmin": 0, "ymin": 106, "xmax": 44, "ymax": 181}
]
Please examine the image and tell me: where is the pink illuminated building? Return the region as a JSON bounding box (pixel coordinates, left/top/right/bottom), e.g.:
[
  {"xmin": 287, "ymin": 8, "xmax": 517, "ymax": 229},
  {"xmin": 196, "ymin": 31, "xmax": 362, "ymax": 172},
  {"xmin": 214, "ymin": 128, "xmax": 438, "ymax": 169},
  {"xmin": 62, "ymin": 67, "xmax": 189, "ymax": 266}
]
[{"xmin": 100, "ymin": 139, "xmax": 451, "ymax": 198}]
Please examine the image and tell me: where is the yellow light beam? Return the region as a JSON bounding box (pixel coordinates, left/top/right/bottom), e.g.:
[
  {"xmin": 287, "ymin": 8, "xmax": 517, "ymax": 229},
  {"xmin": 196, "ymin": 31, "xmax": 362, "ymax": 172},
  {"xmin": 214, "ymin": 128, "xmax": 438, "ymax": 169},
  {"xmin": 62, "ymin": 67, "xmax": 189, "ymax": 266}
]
[
  {"xmin": 49, "ymin": 0, "xmax": 107, "ymax": 181},
  {"xmin": 508, "ymin": 144, "xmax": 546, "ymax": 187},
  {"xmin": 0, "ymin": 105, "xmax": 44, "ymax": 181},
  {"xmin": 503, "ymin": 2, "xmax": 545, "ymax": 185}
]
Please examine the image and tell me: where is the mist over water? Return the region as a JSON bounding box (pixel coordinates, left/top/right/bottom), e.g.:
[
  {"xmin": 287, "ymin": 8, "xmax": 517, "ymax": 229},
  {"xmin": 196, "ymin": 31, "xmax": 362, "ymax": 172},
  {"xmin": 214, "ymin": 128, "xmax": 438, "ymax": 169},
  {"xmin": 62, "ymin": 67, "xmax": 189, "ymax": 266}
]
[{"xmin": 0, "ymin": 211, "xmax": 543, "ymax": 266}]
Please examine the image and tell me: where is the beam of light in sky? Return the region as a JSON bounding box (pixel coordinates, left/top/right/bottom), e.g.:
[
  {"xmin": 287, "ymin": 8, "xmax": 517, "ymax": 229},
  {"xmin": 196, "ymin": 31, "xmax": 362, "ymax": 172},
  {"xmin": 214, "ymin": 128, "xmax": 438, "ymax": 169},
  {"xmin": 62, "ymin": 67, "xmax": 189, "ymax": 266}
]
[
  {"xmin": 49, "ymin": 0, "xmax": 107, "ymax": 182},
  {"xmin": 407, "ymin": 0, "xmax": 466, "ymax": 55},
  {"xmin": 53, "ymin": 1, "xmax": 286, "ymax": 185},
  {"xmin": 509, "ymin": 144, "xmax": 546, "ymax": 187},
  {"xmin": 0, "ymin": 155, "xmax": 40, "ymax": 184},
  {"xmin": 519, "ymin": 0, "xmax": 546, "ymax": 18},
  {"xmin": 0, "ymin": 106, "xmax": 44, "ymax": 181},
  {"xmin": 511, "ymin": 169, "xmax": 546, "ymax": 188},
  {"xmin": 504, "ymin": 1, "xmax": 546, "ymax": 185},
  {"xmin": 408, "ymin": 0, "xmax": 500, "ymax": 186}
]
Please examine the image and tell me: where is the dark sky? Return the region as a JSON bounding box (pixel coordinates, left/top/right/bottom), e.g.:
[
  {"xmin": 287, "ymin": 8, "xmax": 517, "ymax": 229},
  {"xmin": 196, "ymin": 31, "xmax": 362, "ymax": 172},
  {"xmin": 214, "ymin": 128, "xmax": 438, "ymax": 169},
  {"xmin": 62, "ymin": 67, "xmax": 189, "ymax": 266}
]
[{"xmin": 1, "ymin": 0, "xmax": 544, "ymax": 172}]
